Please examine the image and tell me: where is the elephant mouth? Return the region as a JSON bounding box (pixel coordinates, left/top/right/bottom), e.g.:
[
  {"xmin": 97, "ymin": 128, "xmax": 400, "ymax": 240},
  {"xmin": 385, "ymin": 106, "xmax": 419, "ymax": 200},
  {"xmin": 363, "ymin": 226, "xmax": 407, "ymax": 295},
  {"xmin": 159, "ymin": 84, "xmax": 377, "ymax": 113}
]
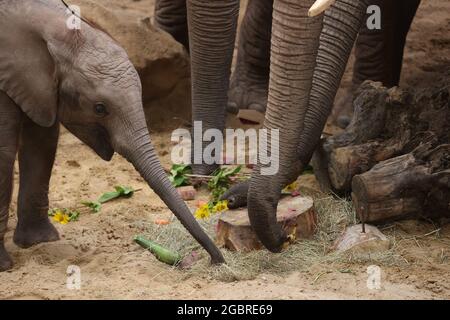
[{"xmin": 63, "ymin": 123, "xmax": 114, "ymax": 161}]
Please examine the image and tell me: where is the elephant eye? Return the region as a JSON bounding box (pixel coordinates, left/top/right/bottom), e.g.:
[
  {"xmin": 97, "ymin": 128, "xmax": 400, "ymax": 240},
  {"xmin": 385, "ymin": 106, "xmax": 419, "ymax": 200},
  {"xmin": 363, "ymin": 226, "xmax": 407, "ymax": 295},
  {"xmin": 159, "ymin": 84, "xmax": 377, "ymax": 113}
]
[{"xmin": 94, "ymin": 103, "xmax": 108, "ymax": 117}]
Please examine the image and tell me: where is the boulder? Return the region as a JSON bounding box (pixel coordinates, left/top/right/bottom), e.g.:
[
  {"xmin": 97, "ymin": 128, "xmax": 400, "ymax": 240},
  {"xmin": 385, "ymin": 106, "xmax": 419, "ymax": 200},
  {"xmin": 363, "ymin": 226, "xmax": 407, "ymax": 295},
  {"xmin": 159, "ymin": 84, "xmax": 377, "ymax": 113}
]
[{"xmin": 66, "ymin": 0, "xmax": 191, "ymax": 130}]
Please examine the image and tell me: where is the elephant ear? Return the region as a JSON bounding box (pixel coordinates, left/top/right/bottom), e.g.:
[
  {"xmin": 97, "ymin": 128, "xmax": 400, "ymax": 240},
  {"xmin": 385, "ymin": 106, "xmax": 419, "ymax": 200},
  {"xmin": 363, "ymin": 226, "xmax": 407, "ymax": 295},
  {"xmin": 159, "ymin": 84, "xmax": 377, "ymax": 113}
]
[{"xmin": 0, "ymin": 31, "xmax": 58, "ymax": 127}]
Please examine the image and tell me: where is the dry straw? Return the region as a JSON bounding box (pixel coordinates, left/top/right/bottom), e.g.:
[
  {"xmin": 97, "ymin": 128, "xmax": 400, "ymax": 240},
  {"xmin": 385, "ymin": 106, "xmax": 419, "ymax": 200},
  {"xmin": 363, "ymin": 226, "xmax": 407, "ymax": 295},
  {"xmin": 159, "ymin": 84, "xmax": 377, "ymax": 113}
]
[{"xmin": 137, "ymin": 194, "xmax": 405, "ymax": 282}]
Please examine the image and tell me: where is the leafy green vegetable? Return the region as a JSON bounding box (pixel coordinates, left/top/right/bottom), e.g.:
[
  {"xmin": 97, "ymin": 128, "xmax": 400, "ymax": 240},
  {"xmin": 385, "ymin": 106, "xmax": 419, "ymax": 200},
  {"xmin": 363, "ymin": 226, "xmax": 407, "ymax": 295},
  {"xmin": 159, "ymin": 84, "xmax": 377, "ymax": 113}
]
[
  {"xmin": 97, "ymin": 186, "xmax": 135, "ymax": 203},
  {"xmin": 81, "ymin": 201, "xmax": 102, "ymax": 213},
  {"xmin": 168, "ymin": 164, "xmax": 192, "ymax": 187},
  {"xmin": 69, "ymin": 210, "xmax": 80, "ymax": 222},
  {"xmin": 208, "ymin": 166, "xmax": 242, "ymax": 202},
  {"xmin": 82, "ymin": 185, "xmax": 136, "ymax": 213}
]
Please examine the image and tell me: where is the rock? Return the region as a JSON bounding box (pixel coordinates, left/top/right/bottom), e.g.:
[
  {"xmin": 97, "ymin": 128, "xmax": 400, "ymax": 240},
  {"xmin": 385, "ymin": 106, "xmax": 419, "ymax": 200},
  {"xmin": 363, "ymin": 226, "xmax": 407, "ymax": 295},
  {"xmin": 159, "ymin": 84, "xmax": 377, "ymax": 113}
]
[
  {"xmin": 333, "ymin": 224, "xmax": 390, "ymax": 253},
  {"xmin": 177, "ymin": 186, "xmax": 197, "ymax": 201},
  {"xmin": 67, "ymin": 0, "xmax": 191, "ymax": 130},
  {"xmin": 216, "ymin": 196, "xmax": 317, "ymax": 251}
]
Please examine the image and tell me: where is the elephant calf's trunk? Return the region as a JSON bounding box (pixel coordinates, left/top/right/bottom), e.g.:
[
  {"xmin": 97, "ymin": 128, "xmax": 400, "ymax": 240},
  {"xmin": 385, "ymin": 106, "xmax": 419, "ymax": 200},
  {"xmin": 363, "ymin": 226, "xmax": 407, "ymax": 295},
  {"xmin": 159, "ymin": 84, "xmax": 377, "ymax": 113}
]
[{"xmin": 118, "ymin": 135, "xmax": 225, "ymax": 265}]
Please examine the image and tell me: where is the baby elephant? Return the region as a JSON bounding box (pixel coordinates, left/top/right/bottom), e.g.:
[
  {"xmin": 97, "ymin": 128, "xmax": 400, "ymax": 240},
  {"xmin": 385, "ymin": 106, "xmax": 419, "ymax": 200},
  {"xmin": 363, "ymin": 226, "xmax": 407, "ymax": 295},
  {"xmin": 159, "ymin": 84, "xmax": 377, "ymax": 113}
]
[{"xmin": 0, "ymin": 0, "xmax": 224, "ymax": 271}]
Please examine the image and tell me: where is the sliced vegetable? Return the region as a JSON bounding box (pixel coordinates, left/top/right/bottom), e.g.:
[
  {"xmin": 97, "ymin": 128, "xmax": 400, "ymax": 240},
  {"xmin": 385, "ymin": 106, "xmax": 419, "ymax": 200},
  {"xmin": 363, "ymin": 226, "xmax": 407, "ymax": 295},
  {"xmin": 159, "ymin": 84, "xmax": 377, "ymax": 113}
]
[
  {"xmin": 134, "ymin": 235, "xmax": 181, "ymax": 266},
  {"xmin": 154, "ymin": 219, "xmax": 171, "ymax": 225}
]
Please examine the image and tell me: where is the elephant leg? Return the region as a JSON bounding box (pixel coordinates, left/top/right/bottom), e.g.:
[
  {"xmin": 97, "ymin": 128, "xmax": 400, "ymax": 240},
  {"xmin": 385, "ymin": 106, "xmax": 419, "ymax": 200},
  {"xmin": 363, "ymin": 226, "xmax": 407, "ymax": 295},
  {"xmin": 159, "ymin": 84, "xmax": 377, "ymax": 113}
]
[
  {"xmin": 0, "ymin": 92, "xmax": 21, "ymax": 271},
  {"xmin": 227, "ymin": 0, "xmax": 273, "ymax": 114},
  {"xmin": 391, "ymin": 0, "xmax": 421, "ymax": 85},
  {"xmin": 352, "ymin": 0, "xmax": 397, "ymax": 89},
  {"xmin": 154, "ymin": 0, "xmax": 189, "ymax": 50},
  {"xmin": 187, "ymin": 0, "xmax": 240, "ymax": 175},
  {"xmin": 13, "ymin": 117, "xmax": 60, "ymax": 249},
  {"xmin": 335, "ymin": 0, "xmax": 420, "ymax": 126}
]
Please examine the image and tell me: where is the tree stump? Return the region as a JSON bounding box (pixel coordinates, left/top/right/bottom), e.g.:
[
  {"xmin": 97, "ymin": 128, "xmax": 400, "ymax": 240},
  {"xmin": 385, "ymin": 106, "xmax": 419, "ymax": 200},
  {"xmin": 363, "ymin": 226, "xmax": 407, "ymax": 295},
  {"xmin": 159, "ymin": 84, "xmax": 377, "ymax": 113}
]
[
  {"xmin": 216, "ymin": 196, "xmax": 317, "ymax": 251},
  {"xmin": 333, "ymin": 224, "xmax": 390, "ymax": 254},
  {"xmin": 313, "ymin": 73, "xmax": 450, "ymax": 222},
  {"xmin": 352, "ymin": 144, "xmax": 450, "ymax": 223}
]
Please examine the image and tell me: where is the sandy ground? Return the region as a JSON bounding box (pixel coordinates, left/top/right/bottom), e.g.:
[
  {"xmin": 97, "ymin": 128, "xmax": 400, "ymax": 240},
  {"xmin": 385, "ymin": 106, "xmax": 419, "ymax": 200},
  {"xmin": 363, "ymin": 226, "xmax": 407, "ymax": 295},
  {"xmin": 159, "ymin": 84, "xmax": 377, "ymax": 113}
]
[{"xmin": 0, "ymin": 0, "xmax": 449, "ymax": 300}]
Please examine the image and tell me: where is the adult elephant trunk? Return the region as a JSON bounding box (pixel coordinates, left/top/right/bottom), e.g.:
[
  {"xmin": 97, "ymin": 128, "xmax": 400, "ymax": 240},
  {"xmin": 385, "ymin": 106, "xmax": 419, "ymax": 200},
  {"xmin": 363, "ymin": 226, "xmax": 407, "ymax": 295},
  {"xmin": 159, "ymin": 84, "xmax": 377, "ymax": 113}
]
[
  {"xmin": 297, "ymin": 0, "xmax": 369, "ymax": 166},
  {"xmin": 187, "ymin": 0, "xmax": 240, "ymax": 175},
  {"xmin": 112, "ymin": 121, "xmax": 224, "ymax": 265},
  {"xmin": 247, "ymin": 0, "xmax": 324, "ymax": 252}
]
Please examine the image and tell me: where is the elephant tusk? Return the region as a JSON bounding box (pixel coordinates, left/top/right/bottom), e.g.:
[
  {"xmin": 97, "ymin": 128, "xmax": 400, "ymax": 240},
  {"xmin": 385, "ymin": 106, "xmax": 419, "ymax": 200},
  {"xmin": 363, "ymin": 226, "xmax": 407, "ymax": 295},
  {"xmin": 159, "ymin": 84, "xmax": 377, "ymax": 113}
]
[{"xmin": 308, "ymin": 0, "xmax": 335, "ymax": 17}]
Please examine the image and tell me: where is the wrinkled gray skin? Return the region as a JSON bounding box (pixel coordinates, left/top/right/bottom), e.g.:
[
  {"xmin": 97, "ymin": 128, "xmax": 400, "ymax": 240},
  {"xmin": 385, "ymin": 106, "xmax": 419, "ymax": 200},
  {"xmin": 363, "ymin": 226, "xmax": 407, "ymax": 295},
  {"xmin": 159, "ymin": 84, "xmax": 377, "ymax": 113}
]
[
  {"xmin": 154, "ymin": 0, "xmax": 189, "ymax": 50},
  {"xmin": 0, "ymin": 0, "xmax": 224, "ymax": 272},
  {"xmin": 155, "ymin": 0, "xmax": 422, "ymax": 252},
  {"xmin": 156, "ymin": 0, "xmax": 421, "ymax": 115},
  {"xmin": 225, "ymin": 0, "xmax": 422, "ymax": 208},
  {"xmin": 155, "ymin": 0, "xmax": 369, "ymax": 252},
  {"xmin": 228, "ymin": 0, "xmax": 421, "ymax": 116}
]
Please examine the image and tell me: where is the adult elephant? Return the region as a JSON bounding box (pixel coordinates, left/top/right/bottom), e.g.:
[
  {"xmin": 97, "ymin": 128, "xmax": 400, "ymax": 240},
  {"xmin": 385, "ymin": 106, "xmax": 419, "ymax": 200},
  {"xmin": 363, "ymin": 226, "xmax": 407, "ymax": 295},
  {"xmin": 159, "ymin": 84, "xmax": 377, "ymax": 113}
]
[
  {"xmin": 157, "ymin": 0, "xmax": 423, "ymax": 252},
  {"xmin": 227, "ymin": 0, "xmax": 422, "ymax": 115},
  {"xmin": 155, "ymin": 0, "xmax": 421, "ymax": 115},
  {"xmin": 154, "ymin": 0, "xmax": 367, "ymax": 252}
]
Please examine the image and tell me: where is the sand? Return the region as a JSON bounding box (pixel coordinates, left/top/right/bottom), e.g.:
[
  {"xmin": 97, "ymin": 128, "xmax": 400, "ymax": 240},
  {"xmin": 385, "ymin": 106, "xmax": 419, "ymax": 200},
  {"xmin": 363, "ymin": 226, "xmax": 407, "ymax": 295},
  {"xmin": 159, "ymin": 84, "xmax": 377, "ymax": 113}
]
[{"xmin": 0, "ymin": 0, "xmax": 449, "ymax": 299}]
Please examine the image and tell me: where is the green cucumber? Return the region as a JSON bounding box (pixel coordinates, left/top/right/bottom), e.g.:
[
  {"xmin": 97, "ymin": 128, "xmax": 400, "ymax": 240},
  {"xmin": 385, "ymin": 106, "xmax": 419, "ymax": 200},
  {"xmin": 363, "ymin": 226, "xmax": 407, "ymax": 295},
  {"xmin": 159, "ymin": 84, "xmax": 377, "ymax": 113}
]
[{"xmin": 134, "ymin": 235, "xmax": 181, "ymax": 266}]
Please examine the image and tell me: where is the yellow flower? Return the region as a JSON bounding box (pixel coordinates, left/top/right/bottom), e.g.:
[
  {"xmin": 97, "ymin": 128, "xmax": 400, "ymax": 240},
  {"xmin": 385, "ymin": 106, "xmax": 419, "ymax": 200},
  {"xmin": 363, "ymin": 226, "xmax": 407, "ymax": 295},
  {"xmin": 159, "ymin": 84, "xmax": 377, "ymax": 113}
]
[
  {"xmin": 212, "ymin": 200, "xmax": 228, "ymax": 213},
  {"xmin": 283, "ymin": 181, "xmax": 299, "ymax": 193},
  {"xmin": 194, "ymin": 204, "xmax": 211, "ymax": 220},
  {"xmin": 53, "ymin": 211, "xmax": 70, "ymax": 225}
]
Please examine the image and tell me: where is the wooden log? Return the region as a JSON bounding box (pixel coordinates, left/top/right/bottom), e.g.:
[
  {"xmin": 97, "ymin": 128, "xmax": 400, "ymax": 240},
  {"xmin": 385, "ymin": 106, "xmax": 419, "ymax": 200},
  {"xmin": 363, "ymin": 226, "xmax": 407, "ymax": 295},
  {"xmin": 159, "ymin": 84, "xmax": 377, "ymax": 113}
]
[
  {"xmin": 313, "ymin": 82, "xmax": 402, "ymax": 194},
  {"xmin": 327, "ymin": 137, "xmax": 411, "ymax": 192},
  {"xmin": 315, "ymin": 76, "xmax": 449, "ymax": 197},
  {"xmin": 352, "ymin": 145, "xmax": 450, "ymax": 223},
  {"xmin": 216, "ymin": 196, "xmax": 317, "ymax": 251}
]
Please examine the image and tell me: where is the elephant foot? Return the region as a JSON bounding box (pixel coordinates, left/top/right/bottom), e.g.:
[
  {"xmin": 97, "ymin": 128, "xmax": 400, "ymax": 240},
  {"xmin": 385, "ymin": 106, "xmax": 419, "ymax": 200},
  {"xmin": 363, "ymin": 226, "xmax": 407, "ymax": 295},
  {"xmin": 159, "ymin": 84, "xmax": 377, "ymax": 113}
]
[
  {"xmin": 221, "ymin": 181, "xmax": 250, "ymax": 209},
  {"xmin": 227, "ymin": 68, "xmax": 268, "ymax": 114},
  {"xmin": 13, "ymin": 218, "xmax": 59, "ymax": 249},
  {"xmin": 0, "ymin": 243, "xmax": 13, "ymax": 272}
]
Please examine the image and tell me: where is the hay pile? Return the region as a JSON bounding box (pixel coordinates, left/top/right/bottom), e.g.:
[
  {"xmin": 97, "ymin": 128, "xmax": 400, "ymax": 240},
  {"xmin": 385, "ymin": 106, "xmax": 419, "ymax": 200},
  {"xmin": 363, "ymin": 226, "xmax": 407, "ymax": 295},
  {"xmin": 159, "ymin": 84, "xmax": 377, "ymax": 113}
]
[{"xmin": 137, "ymin": 194, "xmax": 405, "ymax": 282}]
